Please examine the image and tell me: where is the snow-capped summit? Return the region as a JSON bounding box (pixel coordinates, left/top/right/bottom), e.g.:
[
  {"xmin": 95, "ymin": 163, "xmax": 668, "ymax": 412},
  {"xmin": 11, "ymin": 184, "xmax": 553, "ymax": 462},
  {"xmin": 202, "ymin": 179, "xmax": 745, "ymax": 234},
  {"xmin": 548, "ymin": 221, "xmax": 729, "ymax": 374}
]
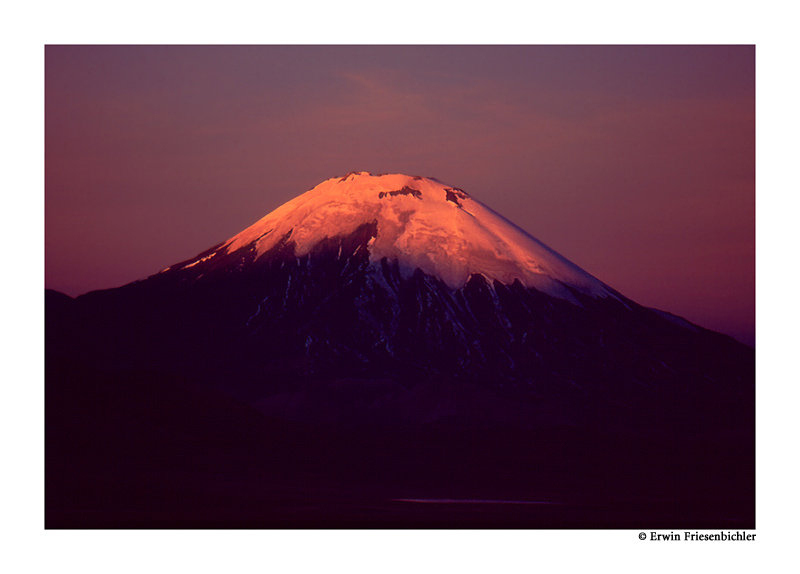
[{"xmin": 174, "ymin": 171, "xmax": 616, "ymax": 302}]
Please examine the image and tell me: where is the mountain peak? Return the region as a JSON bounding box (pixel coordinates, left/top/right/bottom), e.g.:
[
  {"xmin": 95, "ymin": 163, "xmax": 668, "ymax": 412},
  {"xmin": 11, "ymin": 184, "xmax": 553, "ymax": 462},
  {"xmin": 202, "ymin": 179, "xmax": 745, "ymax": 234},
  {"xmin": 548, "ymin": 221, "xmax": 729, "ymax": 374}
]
[
  {"xmin": 171, "ymin": 172, "xmax": 616, "ymax": 302},
  {"xmin": 321, "ymin": 171, "xmax": 465, "ymax": 203}
]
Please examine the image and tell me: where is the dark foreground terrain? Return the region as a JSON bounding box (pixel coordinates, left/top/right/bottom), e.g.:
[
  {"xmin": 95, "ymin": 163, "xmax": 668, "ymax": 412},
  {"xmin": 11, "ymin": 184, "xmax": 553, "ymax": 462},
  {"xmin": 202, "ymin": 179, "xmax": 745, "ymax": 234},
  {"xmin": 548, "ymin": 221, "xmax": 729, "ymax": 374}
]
[{"xmin": 46, "ymin": 356, "xmax": 754, "ymax": 529}]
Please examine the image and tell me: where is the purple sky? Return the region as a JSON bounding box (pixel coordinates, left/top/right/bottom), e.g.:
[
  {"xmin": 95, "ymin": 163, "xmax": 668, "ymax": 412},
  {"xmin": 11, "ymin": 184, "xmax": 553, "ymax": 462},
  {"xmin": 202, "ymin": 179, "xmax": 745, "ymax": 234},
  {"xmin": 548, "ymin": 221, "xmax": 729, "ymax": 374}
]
[{"xmin": 45, "ymin": 45, "xmax": 754, "ymax": 344}]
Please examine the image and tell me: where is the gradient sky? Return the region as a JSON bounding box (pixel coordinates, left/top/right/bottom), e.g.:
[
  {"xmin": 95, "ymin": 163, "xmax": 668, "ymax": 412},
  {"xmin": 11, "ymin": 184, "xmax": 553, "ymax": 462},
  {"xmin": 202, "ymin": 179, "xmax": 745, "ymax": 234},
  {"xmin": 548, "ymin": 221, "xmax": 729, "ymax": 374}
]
[{"xmin": 45, "ymin": 45, "xmax": 755, "ymax": 345}]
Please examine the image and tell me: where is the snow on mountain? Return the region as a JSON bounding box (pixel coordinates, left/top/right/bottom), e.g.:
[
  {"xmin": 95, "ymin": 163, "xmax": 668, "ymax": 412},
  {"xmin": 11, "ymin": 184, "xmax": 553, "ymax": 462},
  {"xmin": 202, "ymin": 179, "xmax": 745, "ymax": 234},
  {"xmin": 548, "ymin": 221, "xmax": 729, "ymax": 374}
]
[{"xmin": 188, "ymin": 172, "xmax": 618, "ymax": 303}]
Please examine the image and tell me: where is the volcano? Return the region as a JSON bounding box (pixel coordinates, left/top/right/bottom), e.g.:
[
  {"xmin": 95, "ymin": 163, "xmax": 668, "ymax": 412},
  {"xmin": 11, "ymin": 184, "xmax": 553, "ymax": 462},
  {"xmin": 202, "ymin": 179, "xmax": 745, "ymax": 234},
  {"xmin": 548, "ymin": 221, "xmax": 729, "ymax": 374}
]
[{"xmin": 46, "ymin": 172, "xmax": 755, "ymax": 528}]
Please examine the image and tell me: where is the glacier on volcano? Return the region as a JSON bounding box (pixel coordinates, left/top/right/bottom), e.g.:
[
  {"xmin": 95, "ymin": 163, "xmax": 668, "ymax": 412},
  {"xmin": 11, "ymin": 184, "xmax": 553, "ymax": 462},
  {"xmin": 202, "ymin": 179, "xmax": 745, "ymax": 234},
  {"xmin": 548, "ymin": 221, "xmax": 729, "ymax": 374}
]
[{"xmin": 184, "ymin": 171, "xmax": 617, "ymax": 304}]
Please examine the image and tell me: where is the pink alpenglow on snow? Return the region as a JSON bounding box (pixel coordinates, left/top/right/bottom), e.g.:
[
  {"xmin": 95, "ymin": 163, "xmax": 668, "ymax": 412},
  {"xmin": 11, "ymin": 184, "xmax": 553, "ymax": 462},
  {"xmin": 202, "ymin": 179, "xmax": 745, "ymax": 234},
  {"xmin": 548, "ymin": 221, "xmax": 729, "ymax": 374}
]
[{"xmin": 209, "ymin": 172, "xmax": 617, "ymax": 304}]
